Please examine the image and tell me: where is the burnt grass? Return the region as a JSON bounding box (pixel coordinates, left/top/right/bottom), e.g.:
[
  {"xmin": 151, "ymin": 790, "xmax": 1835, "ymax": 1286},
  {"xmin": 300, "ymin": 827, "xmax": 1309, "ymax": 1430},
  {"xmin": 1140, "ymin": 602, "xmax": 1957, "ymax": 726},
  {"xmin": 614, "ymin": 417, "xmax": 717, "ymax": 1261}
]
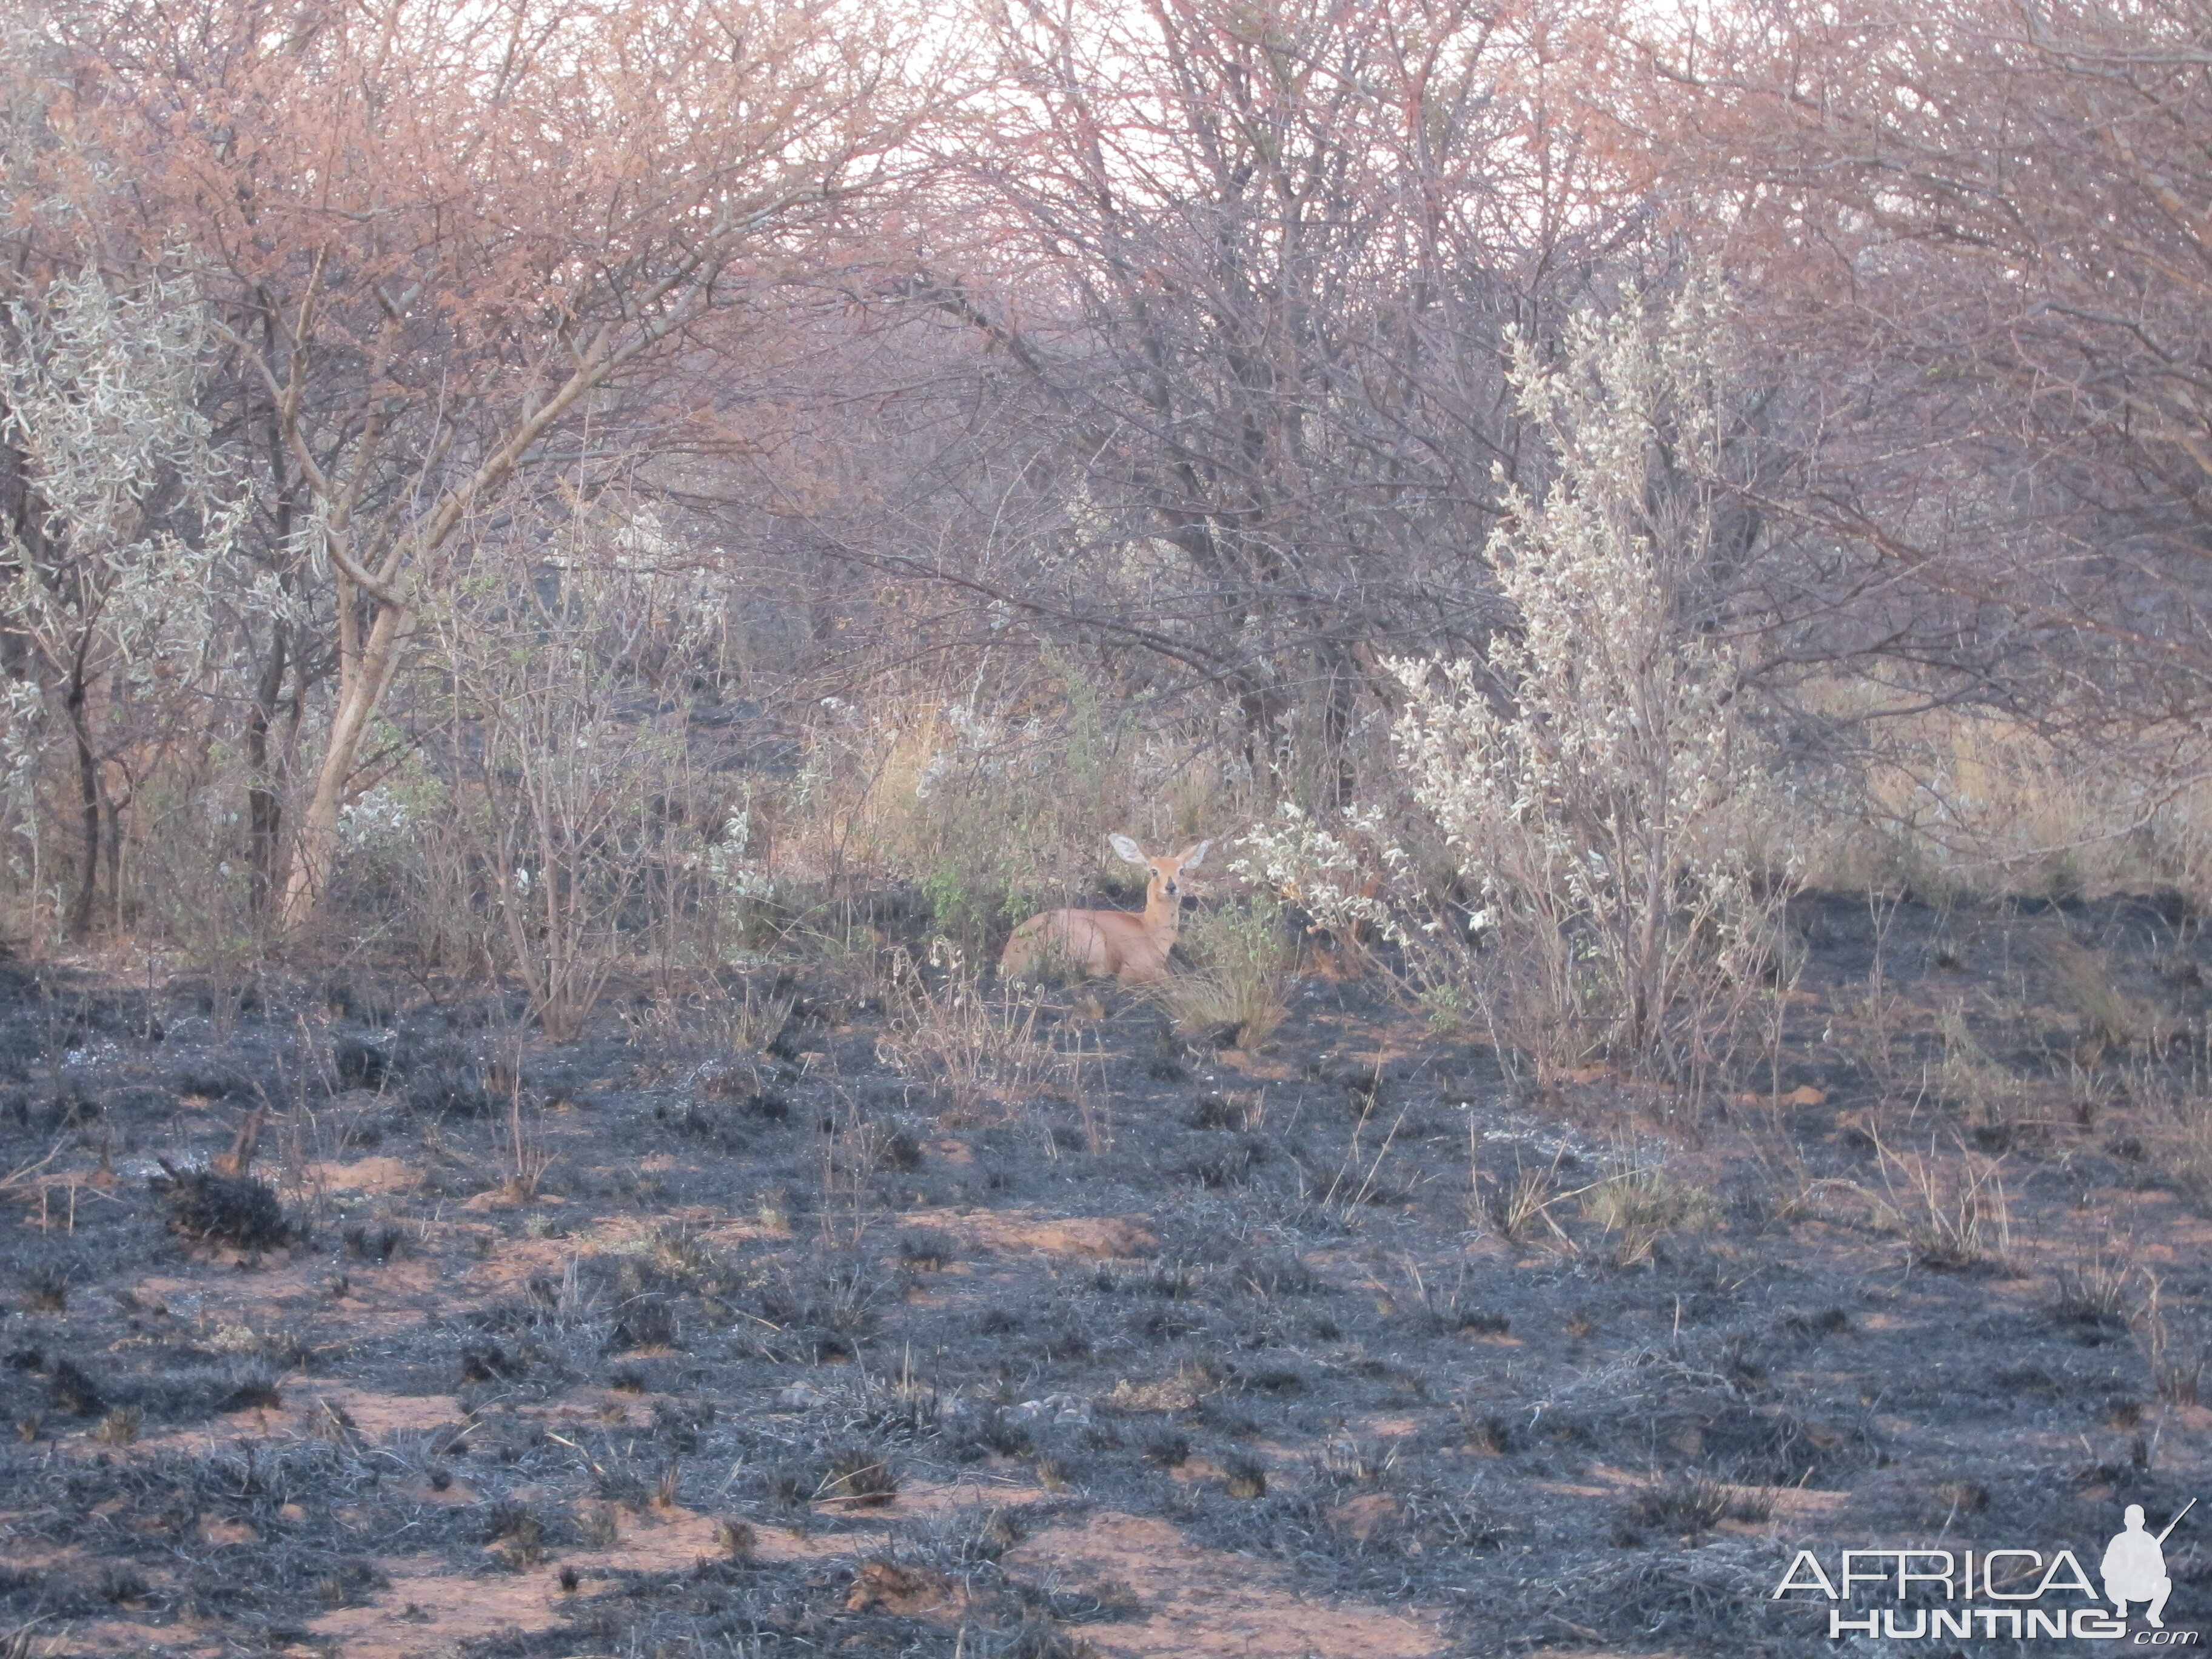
[{"xmin": 1, "ymin": 888, "xmax": 2210, "ymax": 1657}]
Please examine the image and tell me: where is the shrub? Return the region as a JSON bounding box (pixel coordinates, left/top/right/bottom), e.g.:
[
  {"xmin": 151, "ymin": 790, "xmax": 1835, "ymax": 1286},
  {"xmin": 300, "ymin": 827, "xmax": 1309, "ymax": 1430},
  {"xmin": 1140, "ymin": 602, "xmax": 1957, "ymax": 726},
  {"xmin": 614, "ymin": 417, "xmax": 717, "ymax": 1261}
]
[
  {"xmin": 877, "ymin": 943, "xmax": 1071, "ymax": 1121},
  {"xmin": 437, "ymin": 554, "xmax": 700, "ymax": 1040},
  {"xmin": 149, "ymin": 1161, "xmax": 296, "ymax": 1248},
  {"xmin": 1387, "ymin": 278, "xmax": 1797, "ymax": 1086}
]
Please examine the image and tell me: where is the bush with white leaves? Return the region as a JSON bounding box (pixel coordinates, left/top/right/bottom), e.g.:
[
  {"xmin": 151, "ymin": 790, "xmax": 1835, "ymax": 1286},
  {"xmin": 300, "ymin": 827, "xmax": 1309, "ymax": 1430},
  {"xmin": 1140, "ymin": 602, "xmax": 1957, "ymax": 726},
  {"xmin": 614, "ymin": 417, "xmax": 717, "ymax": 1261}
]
[
  {"xmin": 1389, "ymin": 279, "xmax": 1797, "ymax": 1084},
  {"xmin": 1, "ymin": 266, "xmax": 248, "ymax": 937}
]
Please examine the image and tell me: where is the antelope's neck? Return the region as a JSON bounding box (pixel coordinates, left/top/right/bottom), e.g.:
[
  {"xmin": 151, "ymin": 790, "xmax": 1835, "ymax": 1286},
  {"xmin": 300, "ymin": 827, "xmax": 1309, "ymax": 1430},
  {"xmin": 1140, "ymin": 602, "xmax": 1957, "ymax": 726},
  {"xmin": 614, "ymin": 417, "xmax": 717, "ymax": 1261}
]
[{"xmin": 1147, "ymin": 883, "xmax": 1179, "ymax": 941}]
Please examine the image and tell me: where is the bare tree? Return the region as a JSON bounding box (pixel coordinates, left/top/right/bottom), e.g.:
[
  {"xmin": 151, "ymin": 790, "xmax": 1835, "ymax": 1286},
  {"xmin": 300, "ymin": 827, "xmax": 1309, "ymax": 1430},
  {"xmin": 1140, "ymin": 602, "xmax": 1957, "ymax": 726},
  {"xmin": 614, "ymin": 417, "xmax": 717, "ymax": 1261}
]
[
  {"xmin": 22, "ymin": 0, "xmax": 950, "ymax": 927},
  {"xmin": 1637, "ymin": 0, "xmax": 2212, "ymax": 732},
  {"xmin": 895, "ymin": 0, "xmax": 1649, "ymax": 805}
]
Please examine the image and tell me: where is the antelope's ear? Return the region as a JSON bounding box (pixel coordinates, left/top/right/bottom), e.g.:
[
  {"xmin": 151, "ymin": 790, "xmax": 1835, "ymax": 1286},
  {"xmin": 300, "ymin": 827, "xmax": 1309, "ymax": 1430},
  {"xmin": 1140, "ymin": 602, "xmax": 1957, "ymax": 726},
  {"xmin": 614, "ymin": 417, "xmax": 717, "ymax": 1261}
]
[
  {"xmin": 1178, "ymin": 840, "xmax": 1211, "ymax": 870},
  {"xmin": 1108, "ymin": 833, "xmax": 1149, "ymax": 866}
]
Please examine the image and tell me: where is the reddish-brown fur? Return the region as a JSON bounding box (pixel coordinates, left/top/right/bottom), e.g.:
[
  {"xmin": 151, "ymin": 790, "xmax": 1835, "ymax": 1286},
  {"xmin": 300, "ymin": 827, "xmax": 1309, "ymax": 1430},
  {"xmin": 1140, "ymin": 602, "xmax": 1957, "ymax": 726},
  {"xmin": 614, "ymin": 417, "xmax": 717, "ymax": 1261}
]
[{"xmin": 1000, "ymin": 836, "xmax": 1210, "ymax": 985}]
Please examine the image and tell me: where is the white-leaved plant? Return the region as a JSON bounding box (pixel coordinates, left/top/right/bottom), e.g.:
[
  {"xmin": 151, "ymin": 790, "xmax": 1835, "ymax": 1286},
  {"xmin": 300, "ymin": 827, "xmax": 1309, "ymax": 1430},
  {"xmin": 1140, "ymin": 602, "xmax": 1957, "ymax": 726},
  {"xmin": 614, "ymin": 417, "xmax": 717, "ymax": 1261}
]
[
  {"xmin": 1389, "ymin": 278, "xmax": 1797, "ymax": 1086},
  {"xmin": 1, "ymin": 267, "xmax": 244, "ymax": 936},
  {"xmin": 1230, "ymin": 802, "xmax": 1406, "ymax": 944}
]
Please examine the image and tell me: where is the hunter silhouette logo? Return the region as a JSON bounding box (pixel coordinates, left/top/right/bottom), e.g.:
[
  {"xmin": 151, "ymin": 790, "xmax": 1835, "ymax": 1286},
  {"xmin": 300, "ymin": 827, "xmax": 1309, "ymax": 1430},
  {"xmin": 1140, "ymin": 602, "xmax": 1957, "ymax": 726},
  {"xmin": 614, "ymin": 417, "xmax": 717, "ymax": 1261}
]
[
  {"xmin": 2105, "ymin": 1500, "xmax": 2192, "ymax": 1631},
  {"xmin": 1773, "ymin": 1499, "xmax": 2200, "ymax": 1642}
]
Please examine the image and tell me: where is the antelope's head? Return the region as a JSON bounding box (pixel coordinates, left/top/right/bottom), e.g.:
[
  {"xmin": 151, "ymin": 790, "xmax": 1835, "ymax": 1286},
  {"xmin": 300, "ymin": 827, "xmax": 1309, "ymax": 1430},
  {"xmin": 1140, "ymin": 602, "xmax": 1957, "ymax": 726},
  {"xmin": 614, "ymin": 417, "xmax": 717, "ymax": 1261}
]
[{"xmin": 1110, "ymin": 834, "xmax": 1210, "ymax": 908}]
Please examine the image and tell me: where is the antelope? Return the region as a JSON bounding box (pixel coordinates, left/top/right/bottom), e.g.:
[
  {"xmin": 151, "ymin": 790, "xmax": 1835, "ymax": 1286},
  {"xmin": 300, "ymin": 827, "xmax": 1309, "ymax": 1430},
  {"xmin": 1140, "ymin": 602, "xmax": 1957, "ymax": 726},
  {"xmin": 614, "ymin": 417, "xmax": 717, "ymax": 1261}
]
[{"xmin": 1000, "ymin": 835, "xmax": 1210, "ymax": 985}]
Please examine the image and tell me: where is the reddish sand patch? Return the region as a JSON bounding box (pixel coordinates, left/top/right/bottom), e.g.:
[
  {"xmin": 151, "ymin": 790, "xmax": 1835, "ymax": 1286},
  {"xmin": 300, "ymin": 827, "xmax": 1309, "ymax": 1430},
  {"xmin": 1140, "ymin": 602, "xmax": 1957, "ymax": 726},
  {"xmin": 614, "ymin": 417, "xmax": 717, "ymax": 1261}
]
[
  {"xmin": 307, "ymin": 1512, "xmax": 733, "ymax": 1657},
  {"xmin": 1209, "ymin": 1050, "xmax": 1299, "ymax": 1081},
  {"xmin": 1101, "ymin": 1374, "xmax": 1203, "ymax": 1413},
  {"xmin": 563, "ymin": 1502, "xmax": 913, "ymax": 1571},
  {"xmin": 310, "ymin": 1560, "xmax": 566, "ymax": 1656},
  {"xmin": 1003, "ymin": 1510, "xmax": 1444, "ymax": 1658},
  {"xmin": 35, "ymin": 1617, "xmax": 221, "ymax": 1658},
  {"xmin": 309, "ymin": 1156, "xmax": 423, "ymax": 1195},
  {"xmin": 386, "ymin": 1476, "xmax": 486, "ymax": 1506},
  {"xmin": 311, "ymin": 1498, "xmax": 937, "ymax": 1655},
  {"xmin": 0, "ymin": 1542, "xmax": 91, "ymax": 1574},
  {"xmin": 295, "ymin": 1386, "xmax": 468, "ymax": 1441},
  {"xmin": 913, "ymin": 1208, "xmax": 1158, "ymax": 1258},
  {"xmin": 1353, "ymin": 1414, "xmax": 1425, "ymax": 1438},
  {"xmin": 1326, "ymin": 1492, "xmax": 1403, "ymax": 1541}
]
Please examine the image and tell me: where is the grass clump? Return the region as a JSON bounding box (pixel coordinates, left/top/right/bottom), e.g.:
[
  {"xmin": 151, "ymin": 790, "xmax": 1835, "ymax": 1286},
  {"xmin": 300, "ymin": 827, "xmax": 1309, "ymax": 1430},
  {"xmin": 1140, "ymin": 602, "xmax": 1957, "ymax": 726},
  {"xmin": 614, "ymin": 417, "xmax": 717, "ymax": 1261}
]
[
  {"xmin": 1934, "ymin": 1004, "xmax": 2031, "ymax": 1145},
  {"xmin": 1627, "ymin": 1470, "xmax": 1769, "ymax": 1538},
  {"xmin": 2051, "ymin": 1253, "xmax": 2140, "ymax": 1334},
  {"xmin": 148, "ymin": 1161, "xmax": 297, "ymax": 1249},
  {"xmin": 577, "ymin": 1505, "xmax": 620, "ymax": 1547},
  {"xmin": 49, "ymin": 1358, "xmax": 104, "ymax": 1417},
  {"xmin": 2041, "ymin": 936, "xmax": 2136, "ymax": 1059},
  {"xmin": 820, "ymin": 1446, "xmax": 900, "ymax": 1507},
  {"xmin": 897, "ymin": 1230, "xmax": 957, "ymax": 1270},
  {"xmin": 1873, "ymin": 1138, "xmax": 2014, "ymax": 1273},
  {"xmin": 879, "ymin": 947, "xmax": 1070, "ymax": 1121},
  {"xmin": 91, "ymin": 1405, "xmax": 142, "ymax": 1446},
  {"xmin": 1222, "ymin": 1454, "xmax": 1269, "ymax": 1498},
  {"xmin": 1584, "ymin": 1159, "xmax": 1720, "ymax": 1236},
  {"xmin": 1153, "ymin": 897, "xmax": 1293, "ymax": 1050}
]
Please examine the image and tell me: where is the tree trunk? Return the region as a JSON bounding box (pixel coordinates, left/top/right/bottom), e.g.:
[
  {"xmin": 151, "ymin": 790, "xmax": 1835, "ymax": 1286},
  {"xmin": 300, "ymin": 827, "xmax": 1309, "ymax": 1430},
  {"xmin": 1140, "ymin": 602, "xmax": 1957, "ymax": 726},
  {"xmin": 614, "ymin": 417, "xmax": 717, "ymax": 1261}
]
[
  {"xmin": 279, "ymin": 598, "xmax": 414, "ymax": 930},
  {"xmin": 1315, "ymin": 638, "xmax": 1359, "ymax": 813},
  {"xmin": 246, "ymin": 622, "xmax": 289, "ymax": 909},
  {"xmin": 102, "ymin": 791, "xmax": 124, "ymax": 931},
  {"xmin": 64, "ymin": 659, "xmax": 100, "ymax": 939}
]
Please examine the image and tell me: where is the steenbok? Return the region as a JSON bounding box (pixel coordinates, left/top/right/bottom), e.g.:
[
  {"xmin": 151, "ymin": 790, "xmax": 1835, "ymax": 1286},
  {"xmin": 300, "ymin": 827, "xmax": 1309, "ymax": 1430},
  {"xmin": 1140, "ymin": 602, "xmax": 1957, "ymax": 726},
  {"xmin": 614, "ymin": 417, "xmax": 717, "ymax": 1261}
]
[{"xmin": 1000, "ymin": 835, "xmax": 1210, "ymax": 985}]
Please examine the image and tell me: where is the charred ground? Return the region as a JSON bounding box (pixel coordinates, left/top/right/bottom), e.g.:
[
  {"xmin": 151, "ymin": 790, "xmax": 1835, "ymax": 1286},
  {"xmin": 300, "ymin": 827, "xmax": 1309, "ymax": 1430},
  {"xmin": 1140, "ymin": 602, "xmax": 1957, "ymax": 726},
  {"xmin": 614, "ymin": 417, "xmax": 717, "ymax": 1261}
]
[{"xmin": 1, "ymin": 888, "xmax": 2208, "ymax": 1658}]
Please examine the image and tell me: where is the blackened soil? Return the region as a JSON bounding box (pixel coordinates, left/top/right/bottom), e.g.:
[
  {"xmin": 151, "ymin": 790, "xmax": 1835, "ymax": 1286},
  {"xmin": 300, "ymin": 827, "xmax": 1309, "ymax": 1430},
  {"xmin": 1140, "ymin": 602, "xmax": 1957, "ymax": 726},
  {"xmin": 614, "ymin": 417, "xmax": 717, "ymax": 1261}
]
[{"xmin": 0, "ymin": 890, "xmax": 2208, "ymax": 1657}]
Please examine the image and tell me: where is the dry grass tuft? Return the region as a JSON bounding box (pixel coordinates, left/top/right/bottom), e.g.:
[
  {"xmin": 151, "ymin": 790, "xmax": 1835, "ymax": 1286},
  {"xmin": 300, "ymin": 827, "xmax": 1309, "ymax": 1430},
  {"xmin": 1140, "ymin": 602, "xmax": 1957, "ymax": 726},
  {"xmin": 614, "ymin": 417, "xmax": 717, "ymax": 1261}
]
[
  {"xmin": 2051, "ymin": 1252, "xmax": 2142, "ymax": 1332},
  {"xmin": 819, "ymin": 1446, "xmax": 900, "ymax": 1508},
  {"xmin": 1584, "ymin": 1156, "xmax": 1720, "ymax": 1236},
  {"xmin": 1486, "ymin": 1157, "xmax": 1572, "ymax": 1244},
  {"xmin": 2041, "ymin": 937, "xmax": 2137, "ymax": 1059},
  {"xmin": 577, "ymin": 1505, "xmax": 620, "ymax": 1547},
  {"xmin": 1872, "ymin": 1137, "xmax": 2013, "ymax": 1273},
  {"xmin": 1801, "ymin": 693, "xmax": 2212, "ymax": 905},
  {"xmin": 48, "ymin": 1358, "xmax": 104, "ymax": 1418},
  {"xmin": 1152, "ymin": 897, "xmax": 1293, "ymax": 1050},
  {"xmin": 1221, "ymin": 1453, "xmax": 1269, "ymax": 1498},
  {"xmin": 1627, "ymin": 1470, "xmax": 1766, "ymax": 1537},
  {"xmin": 877, "ymin": 945, "xmax": 1071, "ymax": 1121},
  {"xmin": 90, "ymin": 1405, "xmax": 142, "ymax": 1446},
  {"xmin": 2136, "ymin": 1274, "xmax": 2211, "ymax": 1407},
  {"xmin": 1933, "ymin": 1003, "xmax": 2031, "ymax": 1140}
]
